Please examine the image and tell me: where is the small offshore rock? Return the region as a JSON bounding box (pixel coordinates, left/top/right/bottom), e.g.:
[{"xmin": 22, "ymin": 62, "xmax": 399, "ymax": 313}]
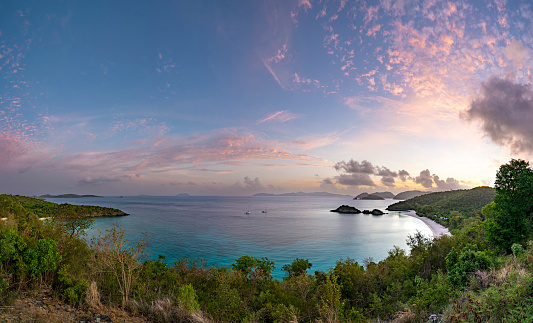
[{"xmin": 330, "ymin": 205, "xmax": 361, "ymax": 214}]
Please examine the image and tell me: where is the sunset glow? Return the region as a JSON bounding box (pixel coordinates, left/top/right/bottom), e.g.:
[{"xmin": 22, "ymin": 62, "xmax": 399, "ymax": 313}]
[{"xmin": 1, "ymin": 0, "xmax": 532, "ymax": 196}]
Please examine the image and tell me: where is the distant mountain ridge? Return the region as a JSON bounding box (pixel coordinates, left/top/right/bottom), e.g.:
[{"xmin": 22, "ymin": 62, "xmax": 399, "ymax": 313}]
[{"xmin": 253, "ymin": 192, "xmax": 352, "ymax": 197}]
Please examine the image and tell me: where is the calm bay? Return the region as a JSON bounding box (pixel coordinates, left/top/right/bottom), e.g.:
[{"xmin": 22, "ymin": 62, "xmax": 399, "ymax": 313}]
[{"xmin": 45, "ymin": 195, "xmax": 432, "ymax": 278}]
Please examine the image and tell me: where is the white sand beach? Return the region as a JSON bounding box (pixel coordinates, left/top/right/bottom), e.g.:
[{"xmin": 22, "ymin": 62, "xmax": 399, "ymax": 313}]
[{"xmin": 403, "ymin": 210, "xmax": 451, "ymax": 238}]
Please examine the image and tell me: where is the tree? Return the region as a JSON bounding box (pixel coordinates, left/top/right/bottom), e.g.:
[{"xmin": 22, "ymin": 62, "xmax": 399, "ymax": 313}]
[
  {"xmin": 232, "ymin": 255, "xmax": 275, "ymax": 280},
  {"xmin": 92, "ymin": 223, "xmax": 146, "ymax": 307},
  {"xmin": 486, "ymin": 159, "xmax": 533, "ymax": 251},
  {"xmin": 282, "ymin": 258, "xmax": 312, "ymax": 278}
]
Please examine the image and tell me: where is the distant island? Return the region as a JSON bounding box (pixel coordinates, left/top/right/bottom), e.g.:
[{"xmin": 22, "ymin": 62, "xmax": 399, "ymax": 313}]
[
  {"xmin": 175, "ymin": 193, "xmax": 190, "ymax": 196},
  {"xmin": 392, "ymin": 190, "xmax": 431, "ymax": 200},
  {"xmin": 254, "ymin": 192, "xmax": 352, "ymax": 197},
  {"xmin": 354, "ymin": 191, "xmax": 394, "ymax": 199},
  {"xmin": 40, "ymin": 194, "xmax": 102, "ymax": 198},
  {"xmin": 360, "ymin": 194, "xmax": 385, "ymax": 200}
]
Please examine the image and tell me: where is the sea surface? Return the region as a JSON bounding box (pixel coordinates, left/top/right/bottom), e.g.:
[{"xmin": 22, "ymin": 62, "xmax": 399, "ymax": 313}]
[{"xmin": 45, "ymin": 195, "xmax": 432, "ymax": 278}]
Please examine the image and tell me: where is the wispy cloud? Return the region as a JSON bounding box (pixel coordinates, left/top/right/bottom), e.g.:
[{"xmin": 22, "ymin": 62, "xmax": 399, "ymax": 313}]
[
  {"xmin": 39, "ymin": 129, "xmax": 324, "ymax": 176},
  {"xmin": 257, "ymin": 110, "xmax": 302, "ymax": 124},
  {"xmin": 261, "ymin": 57, "xmax": 286, "ymax": 90}
]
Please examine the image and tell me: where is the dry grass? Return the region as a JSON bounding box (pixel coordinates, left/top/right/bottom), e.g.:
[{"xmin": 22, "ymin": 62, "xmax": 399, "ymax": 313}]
[
  {"xmin": 86, "ymin": 280, "xmax": 102, "ymax": 309},
  {"xmin": 392, "ymin": 307, "xmax": 416, "ymax": 323},
  {"xmin": 132, "ymin": 297, "xmax": 212, "ymax": 323}
]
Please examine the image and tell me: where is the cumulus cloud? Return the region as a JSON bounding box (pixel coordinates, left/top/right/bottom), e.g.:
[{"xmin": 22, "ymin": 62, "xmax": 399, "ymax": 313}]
[
  {"xmin": 415, "ymin": 169, "xmax": 433, "ymax": 188},
  {"xmin": 433, "ymin": 175, "xmax": 465, "ymax": 190},
  {"xmin": 381, "ymin": 176, "xmax": 395, "ymax": 187},
  {"xmin": 321, "ymin": 177, "xmax": 334, "ymax": 185},
  {"xmin": 337, "ymin": 173, "xmax": 376, "ymax": 186},
  {"xmin": 375, "ymin": 166, "xmax": 397, "ymax": 177},
  {"xmin": 334, "ymin": 159, "xmax": 375, "ymax": 174},
  {"xmin": 332, "ymin": 159, "xmax": 466, "ymax": 190},
  {"xmin": 244, "ymin": 176, "xmax": 264, "ymax": 190},
  {"xmin": 399, "ymin": 169, "xmax": 410, "ymax": 181},
  {"xmin": 465, "ymin": 77, "xmax": 533, "ymax": 154}
]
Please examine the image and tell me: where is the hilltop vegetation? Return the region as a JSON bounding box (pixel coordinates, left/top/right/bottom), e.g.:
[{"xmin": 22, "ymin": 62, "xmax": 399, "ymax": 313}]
[
  {"xmin": 387, "ymin": 187, "xmax": 496, "ymax": 234},
  {"xmin": 0, "ymin": 194, "xmax": 127, "ymax": 220},
  {"xmin": 1, "ymin": 160, "xmax": 533, "ymax": 322}
]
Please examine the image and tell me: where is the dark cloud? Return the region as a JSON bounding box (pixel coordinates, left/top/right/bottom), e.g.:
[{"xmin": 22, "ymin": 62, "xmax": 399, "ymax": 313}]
[
  {"xmin": 415, "ymin": 169, "xmax": 433, "ymax": 188},
  {"xmin": 337, "ymin": 173, "xmax": 376, "ymax": 186},
  {"xmin": 399, "ymin": 169, "xmax": 410, "ymax": 181},
  {"xmin": 334, "ymin": 159, "xmax": 375, "ymax": 174},
  {"xmin": 433, "ymin": 176, "xmax": 465, "ymax": 190},
  {"xmin": 381, "ymin": 176, "xmax": 395, "ymax": 187},
  {"xmin": 376, "ymin": 166, "xmax": 398, "ymax": 177},
  {"xmin": 244, "ymin": 176, "xmax": 264, "ymax": 190},
  {"xmin": 333, "ymin": 159, "xmax": 466, "ymax": 190},
  {"xmin": 465, "ymin": 77, "xmax": 533, "ymax": 154},
  {"xmin": 321, "ymin": 177, "xmax": 334, "ymax": 185}
]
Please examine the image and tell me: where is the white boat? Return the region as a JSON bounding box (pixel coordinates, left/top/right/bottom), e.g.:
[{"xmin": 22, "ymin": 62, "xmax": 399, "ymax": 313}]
[{"xmin": 245, "ymin": 211, "xmax": 251, "ymax": 215}]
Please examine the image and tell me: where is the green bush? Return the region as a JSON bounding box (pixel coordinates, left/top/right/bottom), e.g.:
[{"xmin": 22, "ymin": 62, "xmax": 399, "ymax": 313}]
[
  {"xmin": 446, "ymin": 246, "xmax": 491, "ymax": 287},
  {"xmin": 177, "ymin": 283, "xmax": 200, "ymax": 312}
]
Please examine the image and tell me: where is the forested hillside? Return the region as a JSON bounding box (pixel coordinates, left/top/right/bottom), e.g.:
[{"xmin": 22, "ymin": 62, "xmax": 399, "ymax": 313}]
[{"xmin": 387, "ymin": 187, "xmax": 496, "ymax": 233}]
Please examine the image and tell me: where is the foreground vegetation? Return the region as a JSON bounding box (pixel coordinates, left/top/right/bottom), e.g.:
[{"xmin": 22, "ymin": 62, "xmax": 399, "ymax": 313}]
[{"xmin": 1, "ymin": 160, "xmax": 533, "ymax": 322}]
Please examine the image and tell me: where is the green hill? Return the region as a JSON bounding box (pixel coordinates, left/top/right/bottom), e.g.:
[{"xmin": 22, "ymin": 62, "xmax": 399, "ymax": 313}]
[
  {"xmin": 387, "ymin": 186, "xmax": 496, "ymax": 232},
  {"xmin": 0, "ymin": 194, "xmax": 127, "ymax": 219}
]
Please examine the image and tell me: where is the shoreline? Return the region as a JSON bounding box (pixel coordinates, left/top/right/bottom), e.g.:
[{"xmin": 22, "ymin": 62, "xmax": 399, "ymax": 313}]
[{"xmin": 403, "ymin": 210, "xmax": 451, "ymax": 238}]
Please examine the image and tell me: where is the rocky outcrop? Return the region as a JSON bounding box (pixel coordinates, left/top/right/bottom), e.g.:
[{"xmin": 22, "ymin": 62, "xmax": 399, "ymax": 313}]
[
  {"xmin": 362, "ymin": 209, "xmax": 385, "ymax": 215},
  {"xmin": 330, "ymin": 205, "xmax": 361, "ymax": 214}
]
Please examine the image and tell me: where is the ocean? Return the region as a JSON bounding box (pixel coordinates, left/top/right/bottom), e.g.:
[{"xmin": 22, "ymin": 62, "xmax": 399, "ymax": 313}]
[{"xmin": 45, "ymin": 195, "xmax": 432, "ymax": 278}]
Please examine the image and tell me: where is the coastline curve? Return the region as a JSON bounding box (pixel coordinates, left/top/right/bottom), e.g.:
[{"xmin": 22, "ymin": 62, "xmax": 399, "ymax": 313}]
[{"xmin": 403, "ymin": 210, "xmax": 451, "ymax": 238}]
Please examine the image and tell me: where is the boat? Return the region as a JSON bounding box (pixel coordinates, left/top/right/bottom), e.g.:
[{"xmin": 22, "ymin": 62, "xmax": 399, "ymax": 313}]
[
  {"xmin": 245, "ymin": 211, "xmax": 251, "ymax": 215},
  {"xmin": 261, "ymin": 205, "xmax": 268, "ymax": 213}
]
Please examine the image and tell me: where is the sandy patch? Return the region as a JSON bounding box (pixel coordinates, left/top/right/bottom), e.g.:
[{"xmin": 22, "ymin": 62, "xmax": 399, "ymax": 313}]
[{"xmin": 403, "ymin": 210, "xmax": 451, "ymax": 238}]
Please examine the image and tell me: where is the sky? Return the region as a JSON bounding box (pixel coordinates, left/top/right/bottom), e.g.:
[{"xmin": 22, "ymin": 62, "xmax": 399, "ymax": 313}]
[{"xmin": 1, "ymin": 0, "xmax": 533, "ymax": 196}]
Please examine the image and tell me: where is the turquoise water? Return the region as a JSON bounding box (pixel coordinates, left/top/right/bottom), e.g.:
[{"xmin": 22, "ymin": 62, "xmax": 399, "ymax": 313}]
[{"xmin": 46, "ymin": 195, "xmax": 432, "ymax": 278}]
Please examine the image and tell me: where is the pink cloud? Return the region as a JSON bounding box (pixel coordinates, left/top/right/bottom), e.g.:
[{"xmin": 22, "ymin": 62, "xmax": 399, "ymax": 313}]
[
  {"xmin": 40, "ymin": 129, "xmax": 323, "ymax": 176},
  {"xmin": 298, "ymin": 0, "xmax": 312, "ymax": 11},
  {"xmin": 0, "ymin": 131, "xmax": 32, "ymax": 164}
]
